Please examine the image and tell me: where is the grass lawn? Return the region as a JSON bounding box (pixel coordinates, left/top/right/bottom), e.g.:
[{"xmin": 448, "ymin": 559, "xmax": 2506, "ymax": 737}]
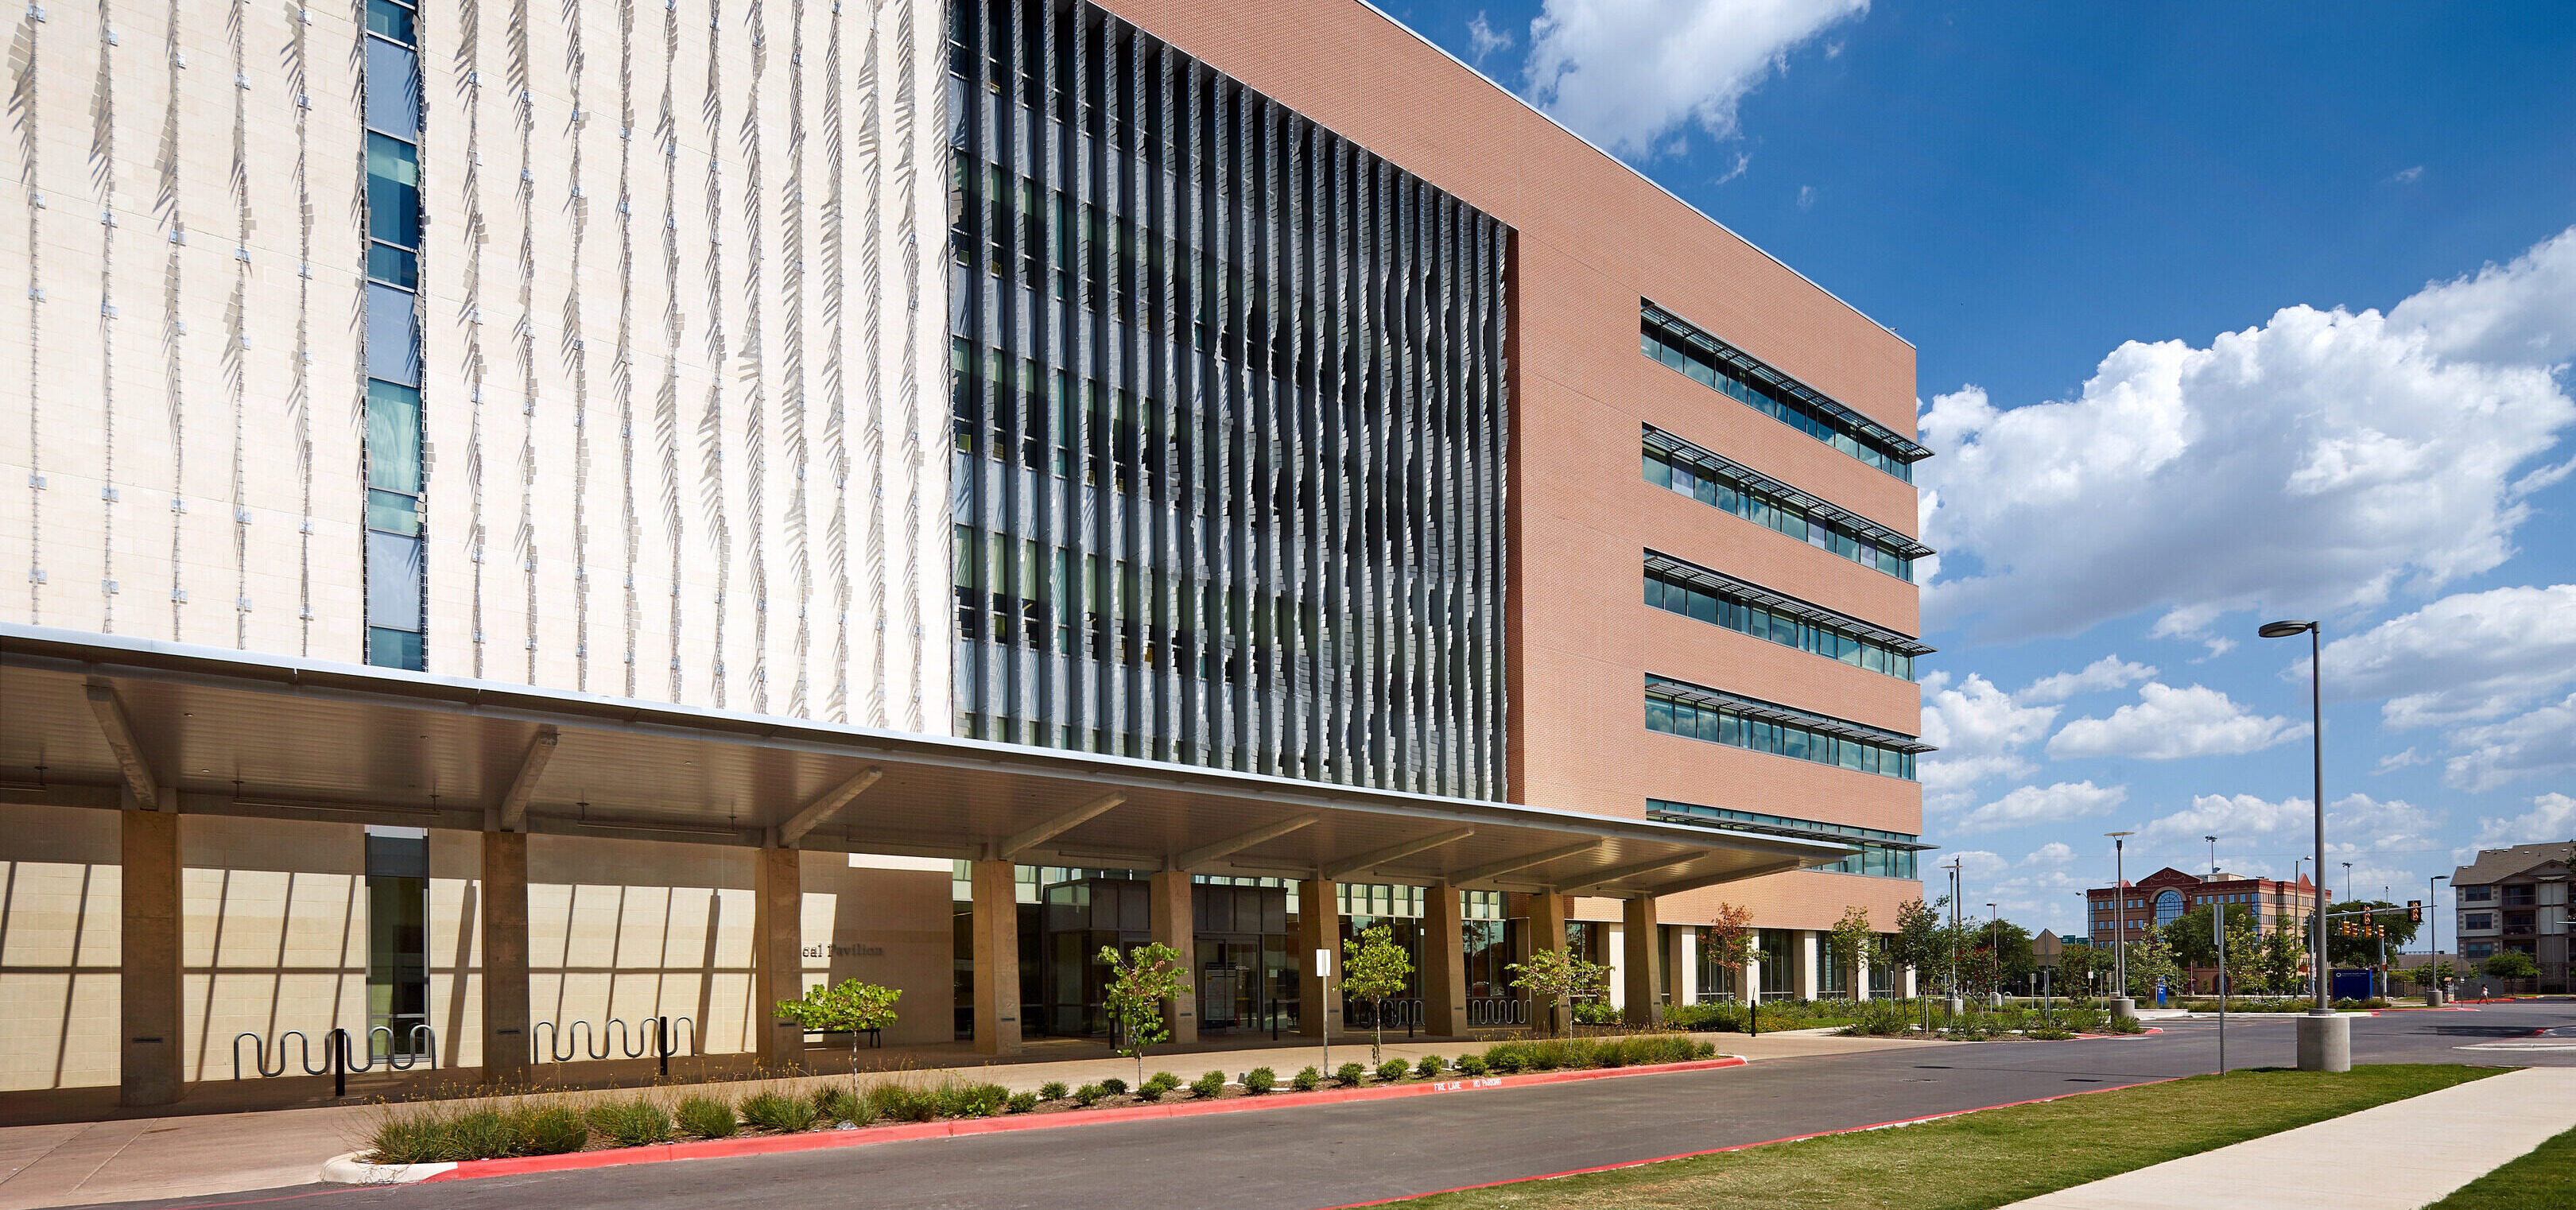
[
  {"xmin": 1380, "ymin": 1065, "xmax": 2500, "ymax": 1209},
  {"xmin": 2429, "ymin": 1123, "xmax": 2576, "ymax": 1209}
]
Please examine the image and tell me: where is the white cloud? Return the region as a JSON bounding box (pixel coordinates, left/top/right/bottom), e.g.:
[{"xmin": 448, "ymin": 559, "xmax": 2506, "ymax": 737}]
[
  {"xmin": 1523, "ymin": 0, "xmax": 1870, "ymax": 158},
  {"xmin": 1918, "ymin": 672, "xmax": 2057, "ymax": 809},
  {"xmin": 1918, "ymin": 227, "xmax": 2576, "ymax": 642},
  {"xmin": 2023, "ymin": 841, "xmax": 2076, "ymax": 867},
  {"xmin": 2444, "ymin": 692, "xmax": 2576, "ymax": 792},
  {"xmin": 1948, "ymin": 850, "xmax": 2008, "ymax": 879},
  {"xmin": 2318, "ymin": 584, "xmax": 2576, "ymax": 728},
  {"xmin": 2376, "ymin": 747, "xmax": 2430, "ymax": 774},
  {"xmin": 2472, "ymin": 793, "xmax": 2576, "ymax": 850},
  {"xmin": 2140, "ymin": 792, "xmax": 2314, "ymax": 845},
  {"xmin": 2139, "ymin": 793, "xmax": 2442, "ymax": 900},
  {"xmin": 2046, "ymin": 683, "xmax": 2308, "ymax": 761},
  {"xmin": 2389, "ymin": 165, "xmax": 2425, "ymax": 184},
  {"xmin": 2019, "ymin": 655, "xmax": 2159, "ymax": 704},
  {"xmin": 1796, "ymin": 184, "xmax": 1818, "ymax": 210},
  {"xmin": 1465, "ymin": 12, "xmax": 1514, "ymax": 64},
  {"xmin": 1955, "ymin": 781, "xmax": 2128, "ymax": 834}
]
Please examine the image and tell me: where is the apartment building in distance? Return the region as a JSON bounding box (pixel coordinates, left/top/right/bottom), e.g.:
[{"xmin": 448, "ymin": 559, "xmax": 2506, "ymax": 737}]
[
  {"xmin": 2088, "ymin": 867, "xmax": 2318, "ymax": 941},
  {"xmin": 2453, "ymin": 843, "xmax": 2574, "ymax": 992},
  {"xmin": 2, "ymin": 0, "xmax": 1930, "ymax": 1107}
]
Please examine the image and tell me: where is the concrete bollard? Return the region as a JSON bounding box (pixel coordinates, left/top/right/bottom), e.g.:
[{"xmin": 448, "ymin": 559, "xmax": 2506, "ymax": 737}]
[
  {"xmin": 2297, "ymin": 1010, "xmax": 2352, "ymax": 1072},
  {"xmin": 2110, "ymin": 995, "xmax": 2137, "ymax": 1021}
]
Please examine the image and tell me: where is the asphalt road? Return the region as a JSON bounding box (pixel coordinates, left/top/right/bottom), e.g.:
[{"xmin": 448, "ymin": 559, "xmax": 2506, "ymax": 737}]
[{"xmin": 86, "ymin": 1001, "xmax": 2576, "ymax": 1210}]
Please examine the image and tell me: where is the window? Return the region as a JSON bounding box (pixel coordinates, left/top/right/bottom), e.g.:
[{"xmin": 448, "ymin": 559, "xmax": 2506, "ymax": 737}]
[
  {"xmin": 2460, "ymin": 886, "xmax": 2493, "ymax": 902},
  {"xmin": 2463, "ymin": 941, "xmax": 2494, "ymax": 960},
  {"xmin": 1757, "ymin": 929, "xmax": 1794, "ymax": 999},
  {"xmin": 2154, "ymin": 889, "xmax": 2185, "ymax": 927},
  {"xmin": 364, "ymin": 827, "xmax": 429, "ymax": 1060},
  {"xmin": 1642, "ymin": 429, "xmax": 1927, "ymax": 581},
  {"xmin": 1647, "ymin": 799, "xmax": 1922, "ymax": 878},
  {"xmin": 1645, "ymin": 675, "xmax": 1924, "ymax": 781},
  {"xmin": 1640, "ymin": 302, "xmax": 1928, "ymax": 482},
  {"xmin": 362, "ymin": 0, "xmax": 425, "ymax": 671},
  {"xmin": 2464, "ymin": 913, "xmax": 2494, "ymax": 931},
  {"xmin": 2503, "ymin": 886, "xmax": 2536, "ymax": 906},
  {"xmin": 1643, "ymin": 553, "xmax": 1924, "ymax": 681}
]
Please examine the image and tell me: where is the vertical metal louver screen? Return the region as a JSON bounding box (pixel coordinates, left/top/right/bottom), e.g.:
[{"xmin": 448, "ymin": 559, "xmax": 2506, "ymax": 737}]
[{"xmin": 946, "ymin": 0, "xmax": 1511, "ymax": 801}]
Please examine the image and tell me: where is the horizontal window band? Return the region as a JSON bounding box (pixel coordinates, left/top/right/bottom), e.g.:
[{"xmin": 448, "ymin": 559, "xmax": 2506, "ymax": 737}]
[
  {"xmin": 1643, "ymin": 424, "xmax": 1933, "ymax": 559},
  {"xmin": 1642, "ymin": 299, "xmax": 1930, "ymax": 464},
  {"xmin": 1643, "ymin": 548, "xmax": 1932, "ymax": 656},
  {"xmin": 1646, "ymin": 797, "xmax": 1928, "ymax": 849},
  {"xmin": 1646, "ymin": 672, "xmax": 1934, "ymax": 754}
]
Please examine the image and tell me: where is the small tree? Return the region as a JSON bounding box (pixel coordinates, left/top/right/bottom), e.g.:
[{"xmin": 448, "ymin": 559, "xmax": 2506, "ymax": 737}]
[
  {"xmin": 2256, "ymin": 925, "xmax": 2304, "ymax": 995},
  {"xmin": 1341, "ymin": 924, "xmax": 1414, "ymax": 1065},
  {"xmin": 1702, "ymin": 902, "xmax": 1756, "ymax": 1005},
  {"xmin": 2424, "ymin": 957, "xmax": 2457, "ymax": 992},
  {"xmin": 2126, "ymin": 933, "xmax": 2181, "ymax": 1001},
  {"xmin": 1825, "ymin": 906, "xmax": 1873, "ymax": 1000},
  {"xmin": 1509, "ymin": 947, "xmax": 1608, "ymax": 1037},
  {"xmin": 774, "ymin": 978, "xmax": 902, "ymax": 1073},
  {"xmin": 2483, "ymin": 950, "xmax": 2539, "ymax": 981},
  {"xmin": 1099, "ymin": 942, "xmax": 1189, "ymax": 1088},
  {"xmin": 1887, "ymin": 896, "xmax": 1945, "ymax": 1014}
]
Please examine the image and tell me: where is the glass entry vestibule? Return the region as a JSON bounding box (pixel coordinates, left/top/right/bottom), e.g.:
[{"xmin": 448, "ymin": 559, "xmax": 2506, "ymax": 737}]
[{"xmin": 1034, "ymin": 877, "xmax": 1294, "ymax": 1037}]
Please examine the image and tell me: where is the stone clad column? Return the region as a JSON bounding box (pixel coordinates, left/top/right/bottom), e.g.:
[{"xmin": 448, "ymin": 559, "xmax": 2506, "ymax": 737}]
[
  {"xmin": 753, "ymin": 847, "xmax": 806, "ymax": 1071},
  {"xmin": 1526, "ymin": 893, "xmax": 1569, "ymax": 1032},
  {"xmin": 119, "ymin": 807, "xmax": 184, "ymax": 1107},
  {"xmin": 479, "ymin": 830, "xmax": 532, "ymax": 1085},
  {"xmin": 1147, "ymin": 869, "xmax": 1196, "ymax": 1045},
  {"xmin": 1622, "ymin": 897, "xmax": 1662, "ymax": 1026},
  {"xmin": 1796, "ymin": 930, "xmax": 1821, "ymax": 1000},
  {"xmin": 1295, "ymin": 878, "xmax": 1339, "ymax": 1037},
  {"xmin": 972, "ymin": 859, "xmax": 1023, "ymax": 1056},
  {"xmin": 1424, "ymin": 882, "xmax": 1467, "ymax": 1037},
  {"xmin": 1670, "ymin": 924, "xmax": 1697, "ymax": 1007}
]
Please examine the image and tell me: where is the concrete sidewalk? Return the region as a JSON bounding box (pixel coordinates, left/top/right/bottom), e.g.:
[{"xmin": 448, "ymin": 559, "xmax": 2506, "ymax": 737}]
[
  {"xmin": 0, "ymin": 1030, "xmax": 1933, "ymax": 1208},
  {"xmin": 2000, "ymin": 1066, "xmax": 2576, "ymax": 1210}
]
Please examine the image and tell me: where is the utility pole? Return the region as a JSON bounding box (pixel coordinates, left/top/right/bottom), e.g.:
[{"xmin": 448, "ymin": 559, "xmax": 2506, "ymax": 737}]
[
  {"xmin": 2209, "ymin": 835, "xmax": 2227, "ymax": 1076},
  {"xmin": 2107, "ymin": 831, "xmax": 2136, "ymax": 1019}
]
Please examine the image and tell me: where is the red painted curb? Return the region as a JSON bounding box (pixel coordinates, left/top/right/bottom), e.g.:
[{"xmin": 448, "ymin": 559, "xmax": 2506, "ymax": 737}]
[
  {"xmin": 413, "ymin": 1056, "xmax": 1751, "ymax": 1183},
  {"xmin": 1316, "ymin": 1075, "xmax": 2193, "ymax": 1209}
]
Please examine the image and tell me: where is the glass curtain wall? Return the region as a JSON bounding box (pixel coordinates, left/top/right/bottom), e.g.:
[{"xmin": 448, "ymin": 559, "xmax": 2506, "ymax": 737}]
[
  {"xmin": 363, "ymin": 828, "xmax": 429, "ymax": 1058},
  {"xmin": 946, "ymin": 0, "xmax": 1514, "ymax": 798},
  {"xmin": 363, "ymin": 0, "xmax": 426, "ymax": 669},
  {"xmin": 1758, "ymin": 929, "xmax": 1794, "ymax": 1000}
]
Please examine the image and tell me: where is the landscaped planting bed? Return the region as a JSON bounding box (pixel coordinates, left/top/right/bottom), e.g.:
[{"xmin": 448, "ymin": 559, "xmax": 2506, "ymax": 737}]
[{"xmin": 362, "ymin": 1036, "xmax": 1724, "ymax": 1165}]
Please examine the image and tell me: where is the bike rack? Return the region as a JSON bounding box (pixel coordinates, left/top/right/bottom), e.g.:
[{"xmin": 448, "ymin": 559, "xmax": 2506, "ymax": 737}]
[
  {"xmin": 228, "ymin": 1026, "xmax": 436, "ymax": 1093},
  {"xmin": 530, "ymin": 1016, "xmax": 696, "ymax": 1076}
]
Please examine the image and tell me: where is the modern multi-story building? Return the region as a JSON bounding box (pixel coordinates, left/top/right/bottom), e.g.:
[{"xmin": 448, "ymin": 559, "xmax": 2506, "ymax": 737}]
[
  {"xmin": 2, "ymin": 0, "xmax": 1930, "ymax": 1106},
  {"xmin": 2453, "ymin": 843, "xmax": 2573, "ymax": 991}
]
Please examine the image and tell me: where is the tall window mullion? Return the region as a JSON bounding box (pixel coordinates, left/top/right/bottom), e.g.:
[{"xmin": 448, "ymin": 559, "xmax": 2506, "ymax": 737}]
[{"xmin": 362, "ymin": 0, "xmax": 426, "ymax": 670}]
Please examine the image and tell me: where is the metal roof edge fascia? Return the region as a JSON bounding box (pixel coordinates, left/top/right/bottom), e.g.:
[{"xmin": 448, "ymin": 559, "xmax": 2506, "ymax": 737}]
[{"xmin": 0, "ymin": 623, "xmax": 1755, "ymax": 854}]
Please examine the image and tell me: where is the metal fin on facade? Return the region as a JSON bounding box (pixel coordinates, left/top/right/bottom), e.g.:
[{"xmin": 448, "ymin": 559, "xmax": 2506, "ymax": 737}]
[{"xmin": 946, "ymin": 0, "xmax": 1511, "ymax": 801}]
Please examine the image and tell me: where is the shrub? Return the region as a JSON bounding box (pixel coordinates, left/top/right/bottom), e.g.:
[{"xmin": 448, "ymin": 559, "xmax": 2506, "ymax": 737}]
[
  {"xmin": 812, "ymin": 1086, "xmax": 865, "ymax": 1127},
  {"xmin": 1375, "ymin": 1058, "xmax": 1410, "ymax": 1084},
  {"xmin": 518, "ymin": 1105, "xmax": 588, "ymax": 1155},
  {"xmin": 1243, "ymin": 1066, "xmax": 1277, "ymax": 1095},
  {"xmin": 1455, "ymin": 1053, "xmax": 1490, "ymax": 1076},
  {"xmin": 1006, "ymin": 1092, "xmax": 1039, "ymax": 1114},
  {"xmin": 1038, "ymin": 1080, "xmax": 1069, "ymax": 1101},
  {"xmin": 938, "ymin": 1081, "xmax": 1010, "ymax": 1119},
  {"xmin": 1291, "ymin": 1065, "xmax": 1322, "ymax": 1092},
  {"xmin": 1486, "ymin": 1049, "xmax": 1526, "ymax": 1074},
  {"xmin": 1572, "ymin": 1001, "xmax": 1622, "ymax": 1026},
  {"xmin": 444, "ymin": 1109, "xmax": 522, "ymax": 1160},
  {"xmin": 869, "ymin": 1082, "xmax": 942, "ymax": 1123},
  {"xmin": 367, "ymin": 1115, "xmax": 449, "ymax": 1165},
  {"xmin": 740, "ymin": 1090, "xmax": 819, "ymax": 1133},
  {"xmin": 2026, "ymin": 1022, "xmax": 2077, "ymax": 1041},
  {"xmin": 1335, "ymin": 1062, "xmax": 1366, "ymax": 1087},
  {"xmin": 584, "ymin": 1099, "xmax": 673, "ymax": 1148},
  {"xmin": 1189, "ymin": 1071, "xmax": 1227, "ymax": 1099},
  {"xmin": 1072, "ymin": 1084, "xmax": 1103, "ymax": 1106},
  {"xmin": 1415, "ymin": 1055, "xmax": 1445, "ymax": 1079},
  {"xmin": 677, "ymin": 1096, "xmax": 738, "ymax": 1139},
  {"xmin": 1141, "ymin": 1072, "xmax": 1181, "ymax": 1099},
  {"xmin": 1099, "ymin": 1076, "xmax": 1130, "ymax": 1098},
  {"xmin": 1664, "ymin": 1002, "xmax": 1740, "ymax": 1032}
]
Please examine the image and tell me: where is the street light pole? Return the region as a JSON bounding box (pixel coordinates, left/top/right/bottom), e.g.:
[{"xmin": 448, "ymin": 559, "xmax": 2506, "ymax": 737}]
[
  {"xmin": 2261, "ymin": 617, "xmax": 2346, "ymax": 1072},
  {"xmin": 2209, "ymin": 834, "xmax": 2228, "ymax": 1076},
  {"xmin": 1987, "ymin": 903, "xmax": 1999, "ymax": 1002},
  {"xmin": 2107, "ymin": 831, "xmax": 2136, "ymax": 1021}
]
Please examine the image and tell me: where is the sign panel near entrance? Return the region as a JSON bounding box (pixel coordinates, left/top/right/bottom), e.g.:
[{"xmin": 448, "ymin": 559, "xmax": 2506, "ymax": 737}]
[{"xmin": 1315, "ymin": 948, "xmax": 1333, "ymax": 979}]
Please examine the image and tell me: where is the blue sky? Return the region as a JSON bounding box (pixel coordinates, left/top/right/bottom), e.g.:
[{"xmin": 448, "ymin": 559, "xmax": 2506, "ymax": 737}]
[{"xmin": 1383, "ymin": 1, "xmax": 2576, "ymax": 937}]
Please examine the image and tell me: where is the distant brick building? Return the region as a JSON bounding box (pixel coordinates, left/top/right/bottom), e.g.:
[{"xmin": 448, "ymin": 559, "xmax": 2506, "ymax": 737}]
[{"xmin": 2085, "ymin": 867, "xmax": 2318, "ymax": 994}]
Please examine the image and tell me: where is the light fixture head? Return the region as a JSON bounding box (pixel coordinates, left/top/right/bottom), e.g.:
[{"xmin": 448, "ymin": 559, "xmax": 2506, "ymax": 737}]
[
  {"xmin": 2105, "ymin": 830, "xmax": 2135, "ymax": 839},
  {"xmin": 2258, "ymin": 619, "xmax": 2316, "ymax": 638}
]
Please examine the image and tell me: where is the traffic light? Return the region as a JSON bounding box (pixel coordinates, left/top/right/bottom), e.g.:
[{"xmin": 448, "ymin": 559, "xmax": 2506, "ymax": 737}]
[{"xmin": 2408, "ymin": 900, "xmax": 2423, "ymax": 924}]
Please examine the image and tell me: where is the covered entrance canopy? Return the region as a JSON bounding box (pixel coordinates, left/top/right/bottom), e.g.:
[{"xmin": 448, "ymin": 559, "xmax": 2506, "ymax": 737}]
[{"xmin": 2, "ymin": 626, "xmax": 1849, "ymax": 895}]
